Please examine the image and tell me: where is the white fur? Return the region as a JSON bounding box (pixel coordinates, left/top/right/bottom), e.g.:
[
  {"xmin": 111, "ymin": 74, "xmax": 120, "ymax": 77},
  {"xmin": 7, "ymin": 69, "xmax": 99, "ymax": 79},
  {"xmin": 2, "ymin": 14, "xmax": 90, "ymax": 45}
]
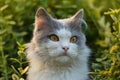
[
  {"xmin": 47, "ymin": 28, "xmax": 79, "ymax": 63},
  {"xmin": 27, "ymin": 28, "xmax": 90, "ymax": 80}
]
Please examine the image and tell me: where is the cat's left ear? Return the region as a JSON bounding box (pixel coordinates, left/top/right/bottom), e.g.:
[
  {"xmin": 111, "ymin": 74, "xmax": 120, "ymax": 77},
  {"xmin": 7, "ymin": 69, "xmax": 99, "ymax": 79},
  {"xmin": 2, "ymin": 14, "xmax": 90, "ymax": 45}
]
[
  {"xmin": 71, "ymin": 9, "xmax": 87, "ymax": 30},
  {"xmin": 71, "ymin": 9, "xmax": 84, "ymax": 21}
]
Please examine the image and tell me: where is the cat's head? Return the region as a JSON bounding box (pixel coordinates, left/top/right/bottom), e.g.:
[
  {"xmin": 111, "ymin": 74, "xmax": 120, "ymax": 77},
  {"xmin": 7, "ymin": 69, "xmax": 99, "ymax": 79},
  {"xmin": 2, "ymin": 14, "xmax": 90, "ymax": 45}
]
[{"xmin": 28, "ymin": 8, "xmax": 89, "ymax": 63}]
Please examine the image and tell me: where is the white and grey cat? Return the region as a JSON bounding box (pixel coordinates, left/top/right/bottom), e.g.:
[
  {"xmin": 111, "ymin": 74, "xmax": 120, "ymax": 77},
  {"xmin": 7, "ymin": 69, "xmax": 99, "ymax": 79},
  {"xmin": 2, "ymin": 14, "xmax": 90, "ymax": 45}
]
[{"xmin": 26, "ymin": 7, "xmax": 90, "ymax": 80}]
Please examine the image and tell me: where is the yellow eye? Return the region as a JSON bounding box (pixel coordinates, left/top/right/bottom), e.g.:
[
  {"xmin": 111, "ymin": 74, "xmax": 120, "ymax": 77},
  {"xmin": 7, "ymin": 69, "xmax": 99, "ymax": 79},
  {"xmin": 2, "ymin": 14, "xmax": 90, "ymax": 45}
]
[
  {"xmin": 49, "ymin": 34, "xmax": 59, "ymax": 41},
  {"xmin": 70, "ymin": 36, "xmax": 78, "ymax": 43}
]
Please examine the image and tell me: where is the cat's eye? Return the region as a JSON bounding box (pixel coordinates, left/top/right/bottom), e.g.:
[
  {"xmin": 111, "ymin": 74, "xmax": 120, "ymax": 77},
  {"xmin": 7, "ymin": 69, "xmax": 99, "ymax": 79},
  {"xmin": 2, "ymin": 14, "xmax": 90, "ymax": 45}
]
[
  {"xmin": 70, "ymin": 36, "xmax": 78, "ymax": 43},
  {"xmin": 49, "ymin": 34, "xmax": 59, "ymax": 41}
]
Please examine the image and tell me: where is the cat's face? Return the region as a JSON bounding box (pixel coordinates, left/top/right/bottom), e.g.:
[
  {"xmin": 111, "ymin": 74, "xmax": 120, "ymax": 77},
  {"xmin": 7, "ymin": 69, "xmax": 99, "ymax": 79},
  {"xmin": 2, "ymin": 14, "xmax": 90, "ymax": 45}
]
[{"xmin": 31, "ymin": 8, "xmax": 87, "ymax": 63}]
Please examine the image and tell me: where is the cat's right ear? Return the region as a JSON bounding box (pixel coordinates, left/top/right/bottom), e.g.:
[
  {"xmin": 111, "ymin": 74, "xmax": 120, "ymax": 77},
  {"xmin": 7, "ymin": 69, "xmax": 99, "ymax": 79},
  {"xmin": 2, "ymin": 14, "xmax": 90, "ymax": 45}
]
[{"xmin": 35, "ymin": 8, "xmax": 52, "ymax": 29}]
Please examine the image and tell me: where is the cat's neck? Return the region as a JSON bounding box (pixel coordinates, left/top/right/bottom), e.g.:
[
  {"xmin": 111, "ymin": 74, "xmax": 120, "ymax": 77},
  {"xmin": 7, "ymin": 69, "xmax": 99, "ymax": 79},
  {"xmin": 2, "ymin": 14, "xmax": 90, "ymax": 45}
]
[{"xmin": 30, "ymin": 57, "xmax": 81, "ymax": 71}]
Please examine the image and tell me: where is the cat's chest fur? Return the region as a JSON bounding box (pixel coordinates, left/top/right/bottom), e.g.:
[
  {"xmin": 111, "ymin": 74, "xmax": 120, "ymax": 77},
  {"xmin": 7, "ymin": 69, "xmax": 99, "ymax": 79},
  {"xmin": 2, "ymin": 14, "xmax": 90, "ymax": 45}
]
[
  {"xmin": 28, "ymin": 58, "xmax": 88, "ymax": 80},
  {"xmin": 26, "ymin": 8, "xmax": 90, "ymax": 80}
]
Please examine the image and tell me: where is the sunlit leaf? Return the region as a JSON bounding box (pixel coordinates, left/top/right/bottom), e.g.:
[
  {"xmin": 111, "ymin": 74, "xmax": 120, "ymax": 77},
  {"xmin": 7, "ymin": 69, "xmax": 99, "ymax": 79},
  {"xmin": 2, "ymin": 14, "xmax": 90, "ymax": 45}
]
[
  {"xmin": 21, "ymin": 66, "xmax": 29, "ymax": 75},
  {"xmin": 0, "ymin": 5, "xmax": 8, "ymax": 11},
  {"xmin": 12, "ymin": 74, "xmax": 19, "ymax": 80}
]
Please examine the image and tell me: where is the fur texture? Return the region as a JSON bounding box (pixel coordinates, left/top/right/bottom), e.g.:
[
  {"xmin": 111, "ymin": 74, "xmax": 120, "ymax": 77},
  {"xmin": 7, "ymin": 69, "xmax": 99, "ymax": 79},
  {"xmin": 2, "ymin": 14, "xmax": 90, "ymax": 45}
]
[{"xmin": 26, "ymin": 8, "xmax": 90, "ymax": 80}]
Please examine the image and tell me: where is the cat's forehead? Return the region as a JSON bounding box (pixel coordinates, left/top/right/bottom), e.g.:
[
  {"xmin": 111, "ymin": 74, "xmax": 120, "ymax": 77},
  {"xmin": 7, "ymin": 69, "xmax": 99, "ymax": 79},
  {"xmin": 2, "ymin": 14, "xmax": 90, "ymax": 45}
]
[
  {"xmin": 55, "ymin": 19, "xmax": 81, "ymax": 33},
  {"xmin": 52, "ymin": 19, "xmax": 69, "ymax": 30},
  {"xmin": 38, "ymin": 19, "xmax": 81, "ymax": 39},
  {"xmin": 51, "ymin": 19, "xmax": 80, "ymax": 37},
  {"xmin": 56, "ymin": 28, "xmax": 72, "ymax": 38}
]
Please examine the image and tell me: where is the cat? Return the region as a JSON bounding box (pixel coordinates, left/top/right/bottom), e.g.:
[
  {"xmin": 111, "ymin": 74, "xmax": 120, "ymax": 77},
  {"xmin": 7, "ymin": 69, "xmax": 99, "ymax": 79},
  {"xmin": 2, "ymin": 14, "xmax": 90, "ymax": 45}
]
[{"xmin": 26, "ymin": 7, "xmax": 90, "ymax": 80}]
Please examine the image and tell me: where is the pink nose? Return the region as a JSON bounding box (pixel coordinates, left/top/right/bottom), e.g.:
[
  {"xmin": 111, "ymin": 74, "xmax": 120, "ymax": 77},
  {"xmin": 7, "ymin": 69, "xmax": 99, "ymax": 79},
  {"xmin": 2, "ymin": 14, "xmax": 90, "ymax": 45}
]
[{"xmin": 62, "ymin": 47, "xmax": 69, "ymax": 52}]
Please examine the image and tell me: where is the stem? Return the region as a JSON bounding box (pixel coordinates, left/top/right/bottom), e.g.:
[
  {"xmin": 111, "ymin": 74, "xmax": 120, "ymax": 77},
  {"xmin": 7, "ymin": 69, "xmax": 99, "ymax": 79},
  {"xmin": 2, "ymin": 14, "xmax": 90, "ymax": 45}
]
[
  {"xmin": 118, "ymin": 21, "xmax": 120, "ymax": 33},
  {"xmin": 0, "ymin": 37, "xmax": 8, "ymax": 80}
]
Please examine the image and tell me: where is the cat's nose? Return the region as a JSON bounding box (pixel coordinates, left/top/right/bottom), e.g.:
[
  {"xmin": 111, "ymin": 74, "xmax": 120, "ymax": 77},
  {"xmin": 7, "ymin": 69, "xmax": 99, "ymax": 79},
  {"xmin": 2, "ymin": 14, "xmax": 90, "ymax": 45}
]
[{"xmin": 62, "ymin": 46, "xmax": 69, "ymax": 52}]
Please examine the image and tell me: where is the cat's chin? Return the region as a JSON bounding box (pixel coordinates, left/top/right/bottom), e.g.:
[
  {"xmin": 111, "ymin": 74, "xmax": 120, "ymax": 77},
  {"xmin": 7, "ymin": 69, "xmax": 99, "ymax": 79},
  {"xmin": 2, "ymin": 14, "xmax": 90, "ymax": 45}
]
[{"xmin": 55, "ymin": 56, "xmax": 71, "ymax": 63}]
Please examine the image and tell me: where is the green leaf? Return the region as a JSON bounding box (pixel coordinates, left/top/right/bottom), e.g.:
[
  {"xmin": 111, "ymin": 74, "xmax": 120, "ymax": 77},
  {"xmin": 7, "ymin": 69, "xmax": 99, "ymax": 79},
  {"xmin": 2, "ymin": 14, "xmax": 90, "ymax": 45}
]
[
  {"xmin": 7, "ymin": 21, "xmax": 16, "ymax": 25},
  {"xmin": 16, "ymin": 42, "xmax": 22, "ymax": 47},
  {"xmin": 0, "ymin": 5, "xmax": 8, "ymax": 11},
  {"xmin": 11, "ymin": 65, "xmax": 20, "ymax": 76},
  {"xmin": 21, "ymin": 66, "xmax": 29, "ymax": 75},
  {"xmin": 10, "ymin": 58, "xmax": 21, "ymax": 64},
  {"xmin": 12, "ymin": 74, "xmax": 19, "ymax": 80},
  {"xmin": 4, "ymin": 15, "xmax": 13, "ymax": 19}
]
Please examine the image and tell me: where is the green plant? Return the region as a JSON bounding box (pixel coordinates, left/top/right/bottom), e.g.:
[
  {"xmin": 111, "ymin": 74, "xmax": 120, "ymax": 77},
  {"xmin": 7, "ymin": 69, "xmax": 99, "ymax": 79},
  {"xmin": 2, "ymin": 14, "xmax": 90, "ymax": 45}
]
[
  {"xmin": 0, "ymin": 4, "xmax": 17, "ymax": 80},
  {"xmin": 90, "ymin": 8, "xmax": 120, "ymax": 80},
  {"xmin": 11, "ymin": 42, "xmax": 28, "ymax": 80}
]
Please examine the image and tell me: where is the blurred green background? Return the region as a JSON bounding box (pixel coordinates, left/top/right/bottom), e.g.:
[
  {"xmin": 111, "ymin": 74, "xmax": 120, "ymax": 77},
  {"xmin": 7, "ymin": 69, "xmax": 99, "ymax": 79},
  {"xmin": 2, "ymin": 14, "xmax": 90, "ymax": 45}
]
[{"xmin": 0, "ymin": 0, "xmax": 120, "ymax": 80}]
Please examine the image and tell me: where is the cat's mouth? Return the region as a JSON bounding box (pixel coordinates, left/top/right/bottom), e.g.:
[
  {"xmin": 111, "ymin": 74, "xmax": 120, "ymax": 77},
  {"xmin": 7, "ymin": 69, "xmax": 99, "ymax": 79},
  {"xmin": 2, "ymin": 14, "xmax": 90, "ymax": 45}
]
[
  {"xmin": 59, "ymin": 52, "xmax": 69, "ymax": 56},
  {"xmin": 55, "ymin": 55, "xmax": 71, "ymax": 63}
]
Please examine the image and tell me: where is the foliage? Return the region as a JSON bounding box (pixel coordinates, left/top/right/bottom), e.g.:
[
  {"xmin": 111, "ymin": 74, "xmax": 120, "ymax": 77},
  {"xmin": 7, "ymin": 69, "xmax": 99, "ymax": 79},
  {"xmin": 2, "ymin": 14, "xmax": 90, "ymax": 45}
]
[
  {"xmin": 90, "ymin": 8, "xmax": 120, "ymax": 80},
  {"xmin": 11, "ymin": 42, "xmax": 28, "ymax": 80},
  {"xmin": 0, "ymin": 0, "xmax": 120, "ymax": 80}
]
